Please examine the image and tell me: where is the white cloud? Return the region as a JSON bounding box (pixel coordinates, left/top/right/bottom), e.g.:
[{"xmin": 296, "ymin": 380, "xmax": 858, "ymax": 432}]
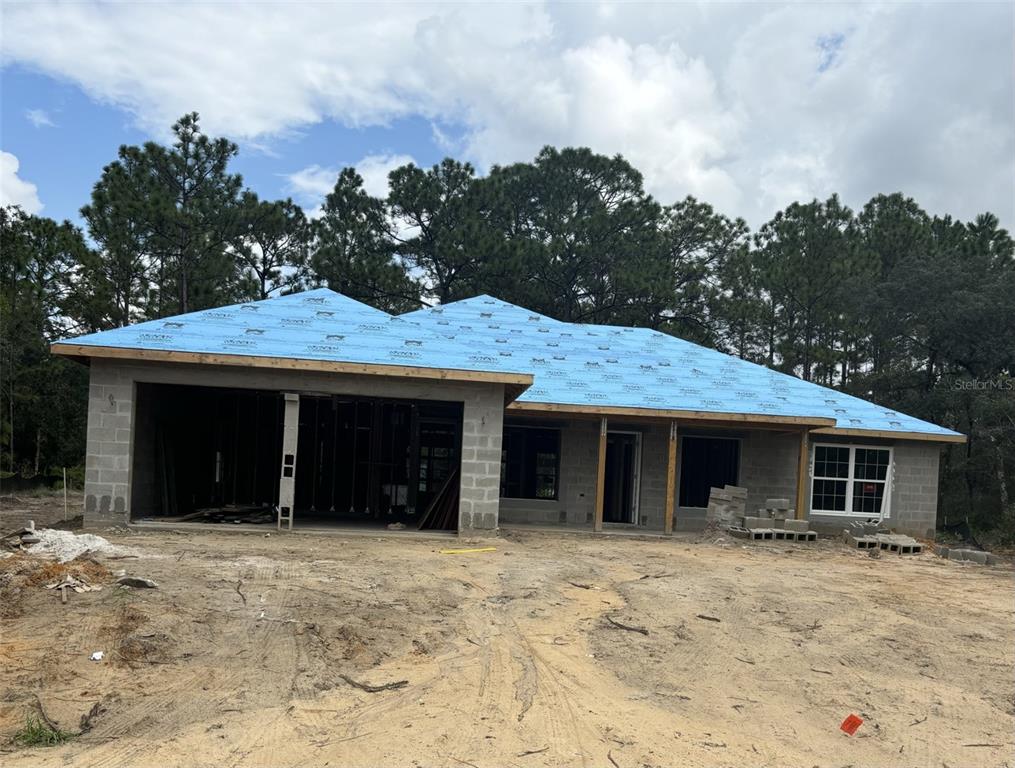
[
  {"xmin": 2, "ymin": 2, "xmax": 1012, "ymax": 227},
  {"xmin": 25, "ymin": 108, "xmax": 56, "ymax": 128},
  {"xmin": 0, "ymin": 151, "xmax": 44, "ymax": 214},
  {"xmin": 286, "ymin": 153, "xmax": 416, "ymax": 213}
]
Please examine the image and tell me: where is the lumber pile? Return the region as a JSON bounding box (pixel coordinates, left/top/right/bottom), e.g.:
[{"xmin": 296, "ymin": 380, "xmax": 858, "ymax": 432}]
[{"xmin": 418, "ymin": 469, "xmax": 460, "ymax": 531}]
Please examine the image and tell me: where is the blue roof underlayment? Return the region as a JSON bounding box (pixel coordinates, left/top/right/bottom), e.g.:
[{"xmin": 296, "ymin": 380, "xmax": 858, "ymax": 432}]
[
  {"xmin": 401, "ymin": 295, "xmax": 962, "ymax": 439},
  {"xmin": 61, "ymin": 288, "xmax": 532, "ymax": 379},
  {"xmin": 61, "ymin": 288, "xmax": 961, "ymax": 439}
]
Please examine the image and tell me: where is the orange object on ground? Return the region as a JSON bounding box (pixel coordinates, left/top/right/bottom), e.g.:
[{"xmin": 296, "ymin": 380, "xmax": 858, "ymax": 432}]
[{"xmin": 840, "ymin": 714, "xmax": 864, "ymax": 735}]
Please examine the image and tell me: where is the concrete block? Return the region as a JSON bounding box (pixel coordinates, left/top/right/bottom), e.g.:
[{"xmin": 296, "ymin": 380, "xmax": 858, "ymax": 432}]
[
  {"xmin": 965, "ymin": 551, "xmax": 988, "ymax": 565},
  {"xmin": 935, "ymin": 546, "xmax": 949, "ymax": 558},
  {"xmin": 725, "ymin": 485, "xmax": 748, "ymax": 499},
  {"xmin": 985, "ymin": 554, "xmax": 1000, "ymax": 566},
  {"xmin": 948, "ymin": 549, "xmax": 967, "ymax": 561},
  {"xmin": 782, "ymin": 519, "xmax": 809, "ymax": 532},
  {"xmin": 765, "ymin": 498, "xmax": 790, "ymax": 510},
  {"xmin": 742, "ymin": 516, "xmax": 768, "ymax": 530}
]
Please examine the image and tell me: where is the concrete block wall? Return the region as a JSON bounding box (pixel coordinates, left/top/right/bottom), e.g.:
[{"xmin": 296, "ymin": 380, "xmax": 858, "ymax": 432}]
[
  {"xmin": 458, "ymin": 385, "xmax": 505, "ymax": 535},
  {"xmin": 81, "ymin": 359, "xmax": 507, "ymax": 533},
  {"xmin": 888, "ymin": 442, "xmax": 940, "ymax": 539},
  {"xmin": 738, "ymin": 431, "xmax": 801, "ymax": 517},
  {"xmin": 84, "ymin": 362, "xmax": 135, "ymax": 526}
]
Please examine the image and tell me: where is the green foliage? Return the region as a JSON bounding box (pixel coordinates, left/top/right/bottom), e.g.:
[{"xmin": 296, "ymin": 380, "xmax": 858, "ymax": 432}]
[
  {"xmin": 12, "ymin": 715, "xmax": 75, "ymax": 747},
  {"xmin": 236, "ymin": 193, "xmax": 308, "ymax": 300},
  {"xmin": 310, "ymin": 167, "xmax": 421, "ymax": 313}
]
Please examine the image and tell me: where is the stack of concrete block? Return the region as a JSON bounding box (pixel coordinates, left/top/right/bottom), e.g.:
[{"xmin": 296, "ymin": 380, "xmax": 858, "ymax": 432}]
[
  {"xmin": 730, "ymin": 499, "xmax": 818, "ymax": 542},
  {"xmin": 935, "ymin": 546, "xmax": 999, "ymax": 565},
  {"xmin": 842, "ymin": 522, "xmax": 923, "ymax": 554},
  {"xmin": 706, "ymin": 485, "xmax": 748, "ymax": 526}
]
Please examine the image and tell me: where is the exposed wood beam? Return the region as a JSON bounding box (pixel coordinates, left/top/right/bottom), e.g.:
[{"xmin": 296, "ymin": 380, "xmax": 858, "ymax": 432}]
[
  {"xmin": 664, "ymin": 421, "xmax": 678, "ymax": 535},
  {"xmin": 508, "ymin": 400, "xmax": 835, "ymax": 428},
  {"xmin": 594, "ymin": 416, "xmax": 608, "ymax": 533},
  {"xmin": 795, "ymin": 429, "xmax": 809, "ymax": 521},
  {"xmin": 51, "ymin": 343, "xmax": 534, "ymax": 390},
  {"xmin": 810, "ymin": 426, "xmax": 966, "ymax": 444}
]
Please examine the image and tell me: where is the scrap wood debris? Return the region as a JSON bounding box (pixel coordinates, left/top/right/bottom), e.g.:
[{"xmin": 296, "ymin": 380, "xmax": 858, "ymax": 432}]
[
  {"xmin": 338, "ymin": 673, "xmax": 408, "ymax": 693},
  {"xmin": 46, "ymin": 574, "xmax": 102, "ymax": 593},
  {"xmin": 605, "ymin": 615, "xmax": 649, "ymax": 635}
]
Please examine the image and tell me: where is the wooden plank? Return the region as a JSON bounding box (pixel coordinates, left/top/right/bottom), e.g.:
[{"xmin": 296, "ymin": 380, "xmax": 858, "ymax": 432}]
[
  {"xmin": 508, "ymin": 400, "xmax": 836, "ymax": 428},
  {"xmin": 795, "ymin": 429, "xmax": 809, "ymax": 521},
  {"xmin": 664, "ymin": 421, "xmax": 678, "ymax": 535},
  {"xmin": 594, "ymin": 417, "xmax": 608, "ymax": 533},
  {"xmin": 50, "ymin": 343, "xmax": 534, "ymax": 388},
  {"xmin": 810, "ymin": 426, "xmax": 966, "ymax": 444}
]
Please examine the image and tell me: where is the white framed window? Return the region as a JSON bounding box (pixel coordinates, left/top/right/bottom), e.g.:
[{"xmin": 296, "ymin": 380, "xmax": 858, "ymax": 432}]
[{"xmin": 811, "ymin": 444, "xmax": 894, "ymax": 518}]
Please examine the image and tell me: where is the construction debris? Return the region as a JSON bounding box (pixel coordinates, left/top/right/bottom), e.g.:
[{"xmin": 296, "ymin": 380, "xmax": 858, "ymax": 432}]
[
  {"xmin": 19, "ymin": 528, "xmax": 130, "ymax": 563},
  {"xmin": 116, "ymin": 575, "xmax": 159, "ymax": 589},
  {"xmin": 726, "ymin": 497, "xmax": 818, "ymax": 542},
  {"xmin": 936, "ymin": 546, "xmax": 999, "ymax": 565},
  {"xmin": 841, "ymin": 523, "xmax": 923, "ymax": 555},
  {"xmin": 705, "ymin": 486, "xmax": 747, "ymax": 526},
  {"xmin": 45, "ymin": 575, "xmax": 102, "ymax": 593}
]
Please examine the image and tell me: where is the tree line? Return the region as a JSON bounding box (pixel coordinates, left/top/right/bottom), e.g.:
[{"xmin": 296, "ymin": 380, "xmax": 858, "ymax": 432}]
[{"xmin": 2, "ymin": 113, "xmax": 1013, "ymax": 536}]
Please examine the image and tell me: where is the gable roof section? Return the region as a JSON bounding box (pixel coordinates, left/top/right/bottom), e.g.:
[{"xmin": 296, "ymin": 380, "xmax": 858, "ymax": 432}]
[
  {"xmin": 51, "ymin": 288, "xmax": 533, "ymax": 391},
  {"xmin": 401, "ymin": 295, "xmax": 964, "ymax": 442}
]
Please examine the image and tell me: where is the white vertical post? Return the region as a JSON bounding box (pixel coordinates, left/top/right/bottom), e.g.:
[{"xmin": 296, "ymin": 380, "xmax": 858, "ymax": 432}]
[{"xmin": 278, "ymin": 393, "xmax": 300, "ymax": 531}]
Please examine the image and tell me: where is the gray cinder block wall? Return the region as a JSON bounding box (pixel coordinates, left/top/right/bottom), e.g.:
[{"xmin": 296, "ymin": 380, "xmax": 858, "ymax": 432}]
[
  {"xmin": 458, "ymin": 386, "xmax": 505, "ymax": 535},
  {"xmin": 84, "ymin": 362, "xmax": 135, "ymax": 526},
  {"xmin": 81, "ymin": 359, "xmax": 507, "ymax": 534}
]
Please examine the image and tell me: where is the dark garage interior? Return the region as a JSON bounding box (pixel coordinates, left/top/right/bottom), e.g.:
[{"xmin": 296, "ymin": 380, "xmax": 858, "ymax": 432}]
[{"xmin": 131, "ymin": 383, "xmax": 463, "ymax": 530}]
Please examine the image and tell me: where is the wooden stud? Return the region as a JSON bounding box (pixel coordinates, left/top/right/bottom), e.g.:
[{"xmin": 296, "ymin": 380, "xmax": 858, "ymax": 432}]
[
  {"xmin": 795, "ymin": 429, "xmax": 809, "ymax": 520},
  {"xmin": 664, "ymin": 421, "xmax": 678, "ymax": 535},
  {"xmin": 594, "ymin": 416, "xmax": 608, "ymax": 533}
]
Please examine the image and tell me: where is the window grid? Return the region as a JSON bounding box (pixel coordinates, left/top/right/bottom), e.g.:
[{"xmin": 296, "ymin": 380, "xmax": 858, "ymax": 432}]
[{"xmin": 811, "ymin": 444, "xmax": 893, "ymax": 518}]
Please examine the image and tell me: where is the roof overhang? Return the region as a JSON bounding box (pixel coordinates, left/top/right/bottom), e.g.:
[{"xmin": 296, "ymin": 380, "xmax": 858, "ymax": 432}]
[
  {"xmin": 51, "ymin": 343, "xmax": 533, "ymax": 401},
  {"xmin": 507, "ymin": 400, "xmax": 836, "ymax": 429},
  {"xmin": 810, "ymin": 426, "xmax": 967, "ymax": 444}
]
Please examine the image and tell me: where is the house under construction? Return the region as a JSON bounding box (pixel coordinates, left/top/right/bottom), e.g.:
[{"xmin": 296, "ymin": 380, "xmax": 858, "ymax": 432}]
[{"xmin": 53, "ymin": 288, "xmax": 964, "ymax": 537}]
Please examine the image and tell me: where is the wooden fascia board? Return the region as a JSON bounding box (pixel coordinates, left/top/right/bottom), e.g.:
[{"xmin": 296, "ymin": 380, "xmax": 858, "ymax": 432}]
[
  {"xmin": 810, "ymin": 426, "xmax": 967, "ymax": 444},
  {"xmin": 50, "ymin": 343, "xmax": 534, "ymax": 389},
  {"xmin": 507, "ymin": 400, "xmax": 836, "ymax": 429}
]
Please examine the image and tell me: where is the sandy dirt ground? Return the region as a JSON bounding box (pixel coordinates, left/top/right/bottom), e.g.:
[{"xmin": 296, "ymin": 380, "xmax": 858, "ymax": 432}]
[{"xmin": 0, "ymin": 517, "xmax": 1012, "ymax": 768}]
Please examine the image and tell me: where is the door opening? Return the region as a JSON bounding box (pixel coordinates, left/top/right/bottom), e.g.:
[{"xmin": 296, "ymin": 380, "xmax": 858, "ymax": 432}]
[{"xmin": 603, "ymin": 431, "xmax": 641, "ymax": 524}]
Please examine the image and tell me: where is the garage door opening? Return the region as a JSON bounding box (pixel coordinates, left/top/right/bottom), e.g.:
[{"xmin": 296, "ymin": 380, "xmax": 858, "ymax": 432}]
[{"xmin": 131, "ymin": 383, "xmax": 462, "ymax": 531}]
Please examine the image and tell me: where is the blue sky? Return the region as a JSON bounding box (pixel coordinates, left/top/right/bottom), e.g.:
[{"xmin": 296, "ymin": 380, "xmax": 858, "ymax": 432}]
[
  {"xmin": 2, "ymin": 2, "xmax": 1013, "ymax": 231},
  {"xmin": 1, "ymin": 65, "xmax": 449, "ymax": 226}
]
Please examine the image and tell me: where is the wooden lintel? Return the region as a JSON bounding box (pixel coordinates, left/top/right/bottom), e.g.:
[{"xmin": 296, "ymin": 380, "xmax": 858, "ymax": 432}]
[
  {"xmin": 507, "ymin": 400, "xmax": 835, "ymax": 429},
  {"xmin": 50, "ymin": 343, "xmax": 534, "ymax": 390},
  {"xmin": 795, "ymin": 429, "xmax": 809, "ymax": 521},
  {"xmin": 594, "ymin": 416, "xmax": 608, "ymax": 533},
  {"xmin": 664, "ymin": 421, "xmax": 678, "ymax": 535}
]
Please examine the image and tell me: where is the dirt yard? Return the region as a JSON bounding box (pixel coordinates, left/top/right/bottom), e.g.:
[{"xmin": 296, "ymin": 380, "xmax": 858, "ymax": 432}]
[{"xmin": 0, "ymin": 519, "xmax": 1012, "ymax": 768}]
